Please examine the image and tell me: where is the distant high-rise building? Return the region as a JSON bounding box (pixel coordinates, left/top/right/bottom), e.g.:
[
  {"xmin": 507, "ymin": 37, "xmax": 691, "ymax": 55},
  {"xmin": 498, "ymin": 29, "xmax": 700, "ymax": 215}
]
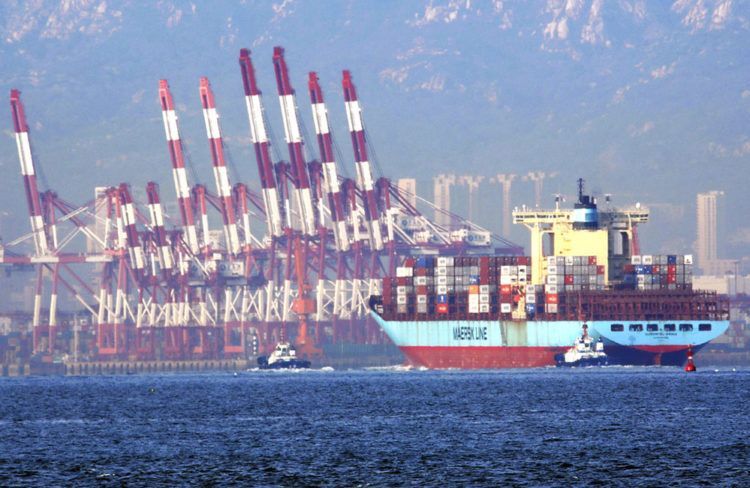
[
  {"xmin": 458, "ymin": 175, "xmax": 485, "ymax": 222},
  {"xmin": 490, "ymin": 174, "xmax": 515, "ymax": 238},
  {"xmin": 433, "ymin": 174, "xmax": 455, "ymax": 227},
  {"xmin": 696, "ymin": 191, "xmax": 723, "ymax": 274},
  {"xmin": 396, "ymin": 178, "xmax": 417, "ymax": 209}
]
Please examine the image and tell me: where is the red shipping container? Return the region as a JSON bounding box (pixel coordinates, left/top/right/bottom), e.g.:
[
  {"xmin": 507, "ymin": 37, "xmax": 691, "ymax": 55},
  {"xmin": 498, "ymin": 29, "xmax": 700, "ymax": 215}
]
[
  {"xmin": 480, "ymin": 269, "xmax": 489, "ymax": 283},
  {"xmin": 437, "ymin": 303, "xmax": 449, "ymax": 314},
  {"xmin": 668, "ymin": 264, "xmax": 677, "ymax": 274},
  {"xmin": 500, "ymin": 284, "xmax": 512, "ymax": 295},
  {"xmin": 667, "ymin": 275, "xmax": 676, "ymax": 284},
  {"xmin": 404, "ymin": 258, "xmax": 415, "ymax": 267},
  {"xmin": 546, "ymin": 294, "xmax": 559, "ymax": 304},
  {"xmin": 414, "ymin": 268, "xmax": 428, "ymax": 276},
  {"xmin": 518, "ymin": 256, "xmax": 530, "ymax": 265},
  {"xmin": 652, "ymin": 265, "xmax": 660, "ymax": 274},
  {"xmin": 564, "ymin": 275, "xmax": 574, "ymax": 285},
  {"xmin": 624, "ymin": 264, "xmax": 635, "ymax": 273},
  {"xmin": 597, "ymin": 266, "xmax": 605, "ymax": 275},
  {"xmin": 480, "ymin": 256, "xmax": 489, "ymax": 268},
  {"xmin": 588, "ymin": 256, "xmax": 597, "ymax": 265},
  {"xmin": 397, "ymin": 277, "xmax": 410, "ymax": 286},
  {"xmin": 513, "ymin": 295, "xmax": 521, "ymax": 303},
  {"xmin": 383, "ymin": 294, "xmax": 392, "ymax": 305},
  {"xmin": 416, "ymin": 285, "xmax": 428, "ymax": 294}
]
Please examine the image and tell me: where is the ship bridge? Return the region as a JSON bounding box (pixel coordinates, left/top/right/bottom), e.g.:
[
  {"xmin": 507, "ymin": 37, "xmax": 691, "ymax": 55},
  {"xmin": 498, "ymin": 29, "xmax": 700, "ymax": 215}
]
[{"xmin": 512, "ymin": 181, "xmax": 649, "ymax": 287}]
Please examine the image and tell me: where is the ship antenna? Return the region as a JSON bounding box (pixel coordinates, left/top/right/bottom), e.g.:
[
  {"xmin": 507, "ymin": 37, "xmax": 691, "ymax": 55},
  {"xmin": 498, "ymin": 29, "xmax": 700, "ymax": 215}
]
[{"xmin": 577, "ymin": 178, "xmax": 584, "ymax": 203}]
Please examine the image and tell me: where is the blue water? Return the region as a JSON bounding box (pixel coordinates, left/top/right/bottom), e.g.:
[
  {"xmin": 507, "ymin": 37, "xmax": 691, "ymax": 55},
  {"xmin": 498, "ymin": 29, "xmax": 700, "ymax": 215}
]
[{"xmin": 1, "ymin": 367, "xmax": 749, "ymax": 486}]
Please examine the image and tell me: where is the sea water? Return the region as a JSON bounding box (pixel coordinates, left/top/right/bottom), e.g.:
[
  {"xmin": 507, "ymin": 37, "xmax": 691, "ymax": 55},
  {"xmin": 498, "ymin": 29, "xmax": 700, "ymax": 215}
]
[{"xmin": 1, "ymin": 367, "xmax": 748, "ymax": 485}]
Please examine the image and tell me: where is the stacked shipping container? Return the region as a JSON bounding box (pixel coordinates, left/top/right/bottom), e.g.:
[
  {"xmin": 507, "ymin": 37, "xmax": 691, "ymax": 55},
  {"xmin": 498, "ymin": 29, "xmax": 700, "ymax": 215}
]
[
  {"xmin": 381, "ymin": 256, "xmax": 533, "ymax": 319},
  {"xmin": 542, "ymin": 255, "xmax": 605, "ymax": 315},
  {"xmin": 376, "ymin": 253, "xmax": 700, "ymax": 321},
  {"xmin": 623, "ymin": 255, "xmax": 693, "ymax": 290}
]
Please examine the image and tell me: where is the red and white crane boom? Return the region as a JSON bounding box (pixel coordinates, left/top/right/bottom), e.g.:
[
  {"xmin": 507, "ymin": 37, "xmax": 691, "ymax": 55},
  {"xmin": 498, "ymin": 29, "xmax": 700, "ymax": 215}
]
[
  {"xmin": 342, "ymin": 71, "xmax": 384, "ymax": 251},
  {"xmin": 118, "ymin": 183, "xmax": 146, "ymax": 277},
  {"xmin": 9, "ymin": 89, "xmax": 51, "ymax": 255},
  {"xmin": 158, "ymin": 80, "xmax": 200, "ymax": 255},
  {"xmin": 308, "ymin": 72, "xmax": 350, "ymax": 252},
  {"xmin": 146, "ymin": 182, "xmax": 174, "ymax": 274},
  {"xmin": 272, "ymin": 47, "xmax": 316, "ymax": 236},
  {"xmin": 199, "ymin": 77, "xmax": 240, "ymax": 256},
  {"xmin": 238, "ymin": 48, "xmax": 285, "ymax": 239}
]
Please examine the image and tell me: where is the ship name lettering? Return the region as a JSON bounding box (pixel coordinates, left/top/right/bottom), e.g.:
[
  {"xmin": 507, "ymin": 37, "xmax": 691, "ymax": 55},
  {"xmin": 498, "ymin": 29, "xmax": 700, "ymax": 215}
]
[{"xmin": 452, "ymin": 326, "xmax": 488, "ymax": 341}]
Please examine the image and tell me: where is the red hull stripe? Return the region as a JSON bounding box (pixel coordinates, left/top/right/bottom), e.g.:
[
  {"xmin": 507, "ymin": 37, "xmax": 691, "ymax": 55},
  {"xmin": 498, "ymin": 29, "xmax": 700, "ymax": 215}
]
[
  {"xmin": 399, "ymin": 344, "xmax": 701, "ymax": 369},
  {"xmin": 400, "ymin": 346, "xmax": 568, "ymax": 369}
]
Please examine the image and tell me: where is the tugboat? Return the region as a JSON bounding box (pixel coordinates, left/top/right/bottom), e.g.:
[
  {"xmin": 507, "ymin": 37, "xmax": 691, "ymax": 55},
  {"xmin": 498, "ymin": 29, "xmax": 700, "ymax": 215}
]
[
  {"xmin": 555, "ymin": 324, "xmax": 608, "ymax": 367},
  {"xmin": 257, "ymin": 342, "xmax": 311, "ymax": 370}
]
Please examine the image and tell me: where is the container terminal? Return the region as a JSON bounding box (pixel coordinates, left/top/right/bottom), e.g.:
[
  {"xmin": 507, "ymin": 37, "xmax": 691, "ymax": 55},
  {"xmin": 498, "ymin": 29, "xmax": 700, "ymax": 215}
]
[{"xmin": 1, "ymin": 46, "xmax": 524, "ymax": 374}]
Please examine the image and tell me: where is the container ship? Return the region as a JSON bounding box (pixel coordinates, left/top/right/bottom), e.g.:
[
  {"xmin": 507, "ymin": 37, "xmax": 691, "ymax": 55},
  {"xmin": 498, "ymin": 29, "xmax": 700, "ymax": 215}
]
[{"xmin": 369, "ymin": 180, "xmax": 730, "ymax": 368}]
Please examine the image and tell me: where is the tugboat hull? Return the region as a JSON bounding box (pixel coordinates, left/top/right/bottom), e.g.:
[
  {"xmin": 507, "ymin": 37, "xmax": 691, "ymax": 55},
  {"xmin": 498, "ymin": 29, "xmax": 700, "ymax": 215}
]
[
  {"xmin": 555, "ymin": 353, "xmax": 608, "ymax": 367},
  {"xmin": 257, "ymin": 356, "xmax": 311, "ymax": 369}
]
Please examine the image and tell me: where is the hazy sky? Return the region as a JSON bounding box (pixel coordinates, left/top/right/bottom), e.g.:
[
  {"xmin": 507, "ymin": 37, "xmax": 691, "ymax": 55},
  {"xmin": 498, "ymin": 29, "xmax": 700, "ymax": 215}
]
[{"xmin": 0, "ymin": 0, "xmax": 748, "ymax": 259}]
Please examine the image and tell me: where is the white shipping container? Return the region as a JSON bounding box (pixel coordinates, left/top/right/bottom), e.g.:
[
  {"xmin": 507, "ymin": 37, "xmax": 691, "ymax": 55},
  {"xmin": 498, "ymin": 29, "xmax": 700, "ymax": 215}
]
[
  {"xmin": 546, "ymin": 275, "xmax": 558, "ymax": 285},
  {"xmin": 417, "ymin": 304, "xmax": 428, "ymax": 314},
  {"xmin": 397, "ymin": 304, "xmax": 408, "ymax": 314},
  {"xmin": 436, "ymin": 266, "xmax": 448, "ymax": 276},
  {"xmin": 631, "ymin": 255, "xmax": 642, "ymax": 265},
  {"xmin": 525, "ymin": 284, "xmax": 536, "ymax": 294},
  {"xmin": 479, "ymin": 304, "xmax": 490, "ymax": 313},
  {"xmin": 546, "ymin": 304, "xmax": 558, "ymax": 314},
  {"xmin": 479, "ymin": 285, "xmax": 490, "ymax": 294},
  {"xmin": 479, "ymin": 294, "xmax": 490, "ymax": 304},
  {"xmin": 501, "ymin": 266, "xmax": 510, "ymax": 275},
  {"xmin": 642, "ymin": 255, "xmax": 653, "ymax": 265},
  {"xmin": 565, "ymin": 256, "xmax": 574, "ymax": 266},
  {"xmin": 417, "ymin": 295, "xmax": 428, "ymax": 304},
  {"xmin": 684, "ymin": 254, "xmax": 693, "ymax": 265},
  {"xmin": 518, "ymin": 265, "xmax": 527, "ymax": 275},
  {"xmin": 509, "ymin": 276, "xmax": 518, "ymax": 284},
  {"xmin": 436, "ymin": 276, "xmax": 448, "ymax": 285},
  {"xmin": 547, "ymin": 256, "xmax": 556, "ymax": 266},
  {"xmin": 414, "ymin": 276, "xmax": 427, "ymax": 286},
  {"xmin": 548, "ymin": 265, "xmax": 558, "ymax": 275},
  {"xmin": 397, "ymin": 295, "xmax": 408, "ymax": 304},
  {"xmin": 518, "ymin": 275, "xmax": 527, "ymax": 284},
  {"xmin": 500, "ymin": 275, "xmax": 512, "ymax": 285},
  {"xmin": 526, "ymin": 294, "xmax": 536, "ymax": 304},
  {"xmin": 468, "ymin": 295, "xmax": 480, "ymax": 306},
  {"xmin": 437, "ymin": 285, "xmax": 448, "ymax": 294},
  {"xmin": 501, "ymin": 303, "xmax": 512, "ymax": 313},
  {"xmin": 468, "ymin": 304, "xmax": 480, "ymax": 314},
  {"xmin": 437, "ymin": 257, "xmax": 448, "ymax": 267},
  {"xmin": 396, "ymin": 267, "xmax": 413, "ymax": 277},
  {"xmin": 397, "ymin": 286, "xmax": 408, "ymax": 294},
  {"xmin": 546, "ymin": 284, "xmax": 558, "ymax": 294}
]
